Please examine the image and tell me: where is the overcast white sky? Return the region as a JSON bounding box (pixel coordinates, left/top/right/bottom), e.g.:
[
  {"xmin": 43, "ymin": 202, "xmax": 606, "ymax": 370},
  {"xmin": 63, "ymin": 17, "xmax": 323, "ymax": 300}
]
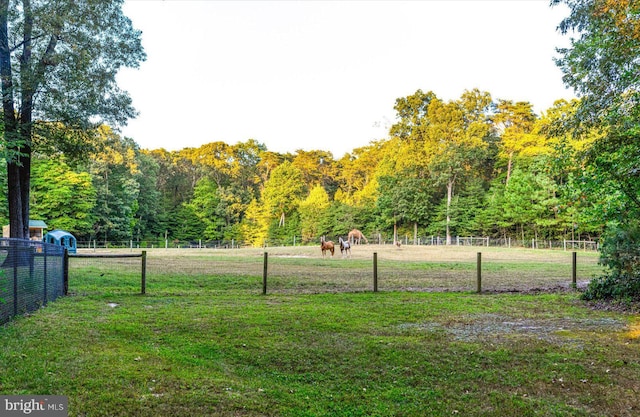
[{"xmin": 116, "ymin": 0, "xmax": 575, "ymax": 157}]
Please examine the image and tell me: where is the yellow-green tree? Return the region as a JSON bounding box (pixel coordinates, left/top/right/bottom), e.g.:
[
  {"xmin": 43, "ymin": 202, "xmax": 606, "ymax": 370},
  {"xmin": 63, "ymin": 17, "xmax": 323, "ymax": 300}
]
[
  {"xmin": 494, "ymin": 100, "xmax": 539, "ymax": 184},
  {"xmin": 261, "ymin": 161, "xmax": 306, "ymax": 229},
  {"xmin": 424, "ymin": 90, "xmax": 493, "ymax": 244},
  {"xmin": 298, "ymin": 185, "xmax": 331, "ymax": 243},
  {"xmin": 241, "ymin": 198, "xmax": 269, "ymax": 247}
]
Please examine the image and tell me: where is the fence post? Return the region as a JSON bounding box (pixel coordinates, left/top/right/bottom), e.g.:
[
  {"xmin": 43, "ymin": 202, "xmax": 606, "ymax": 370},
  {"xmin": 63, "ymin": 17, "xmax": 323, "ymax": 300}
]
[
  {"xmin": 63, "ymin": 249, "xmax": 69, "ymax": 296},
  {"xmin": 43, "ymin": 243, "xmax": 48, "ymax": 306},
  {"xmin": 373, "ymin": 252, "xmax": 378, "ymax": 292},
  {"xmin": 572, "ymin": 251, "xmax": 577, "ymax": 289},
  {"xmin": 477, "ymin": 252, "xmax": 482, "ymax": 293},
  {"xmin": 262, "ymin": 252, "xmax": 268, "ymax": 295},
  {"xmin": 13, "ymin": 248, "xmax": 18, "ymax": 316},
  {"xmin": 141, "ymin": 251, "xmax": 147, "ymax": 295}
]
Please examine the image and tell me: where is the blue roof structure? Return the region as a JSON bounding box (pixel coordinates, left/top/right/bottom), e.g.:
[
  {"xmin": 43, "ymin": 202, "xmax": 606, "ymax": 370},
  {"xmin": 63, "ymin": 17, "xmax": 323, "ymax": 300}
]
[{"xmin": 43, "ymin": 230, "xmax": 77, "ymax": 254}]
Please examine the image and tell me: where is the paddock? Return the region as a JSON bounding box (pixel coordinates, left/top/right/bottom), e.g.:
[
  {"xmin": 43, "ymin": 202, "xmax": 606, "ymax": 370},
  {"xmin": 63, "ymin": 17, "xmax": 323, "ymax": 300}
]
[{"xmin": 66, "ymin": 244, "xmax": 603, "ymax": 296}]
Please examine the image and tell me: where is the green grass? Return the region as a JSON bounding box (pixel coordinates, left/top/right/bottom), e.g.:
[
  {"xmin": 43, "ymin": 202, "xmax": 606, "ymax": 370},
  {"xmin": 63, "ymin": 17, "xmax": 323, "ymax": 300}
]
[{"xmin": 0, "ymin": 248, "xmax": 638, "ymax": 416}]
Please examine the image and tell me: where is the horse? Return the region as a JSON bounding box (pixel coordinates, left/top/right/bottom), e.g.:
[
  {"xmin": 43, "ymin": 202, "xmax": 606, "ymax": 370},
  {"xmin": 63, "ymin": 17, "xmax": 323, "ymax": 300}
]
[
  {"xmin": 338, "ymin": 236, "xmax": 351, "ymax": 258},
  {"xmin": 320, "ymin": 236, "xmax": 335, "ymax": 258},
  {"xmin": 348, "ymin": 228, "xmax": 368, "ymax": 245}
]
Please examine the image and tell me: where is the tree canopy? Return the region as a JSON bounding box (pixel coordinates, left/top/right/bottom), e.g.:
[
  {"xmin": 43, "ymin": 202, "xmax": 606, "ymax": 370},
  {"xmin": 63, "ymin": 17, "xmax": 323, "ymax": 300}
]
[
  {"xmin": 0, "ymin": 0, "xmax": 144, "ymax": 238},
  {"xmin": 554, "ymin": 0, "xmax": 640, "ymax": 300}
]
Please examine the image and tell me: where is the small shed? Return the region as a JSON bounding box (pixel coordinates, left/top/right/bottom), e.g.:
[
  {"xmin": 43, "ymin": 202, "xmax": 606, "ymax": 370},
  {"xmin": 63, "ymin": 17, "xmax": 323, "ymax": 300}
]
[
  {"xmin": 43, "ymin": 230, "xmax": 77, "ymax": 254},
  {"xmin": 2, "ymin": 219, "xmax": 48, "ymax": 240}
]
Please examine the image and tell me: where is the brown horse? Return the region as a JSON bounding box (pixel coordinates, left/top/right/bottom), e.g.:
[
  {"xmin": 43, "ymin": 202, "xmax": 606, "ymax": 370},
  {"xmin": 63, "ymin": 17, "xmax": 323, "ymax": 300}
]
[
  {"xmin": 320, "ymin": 236, "xmax": 335, "ymax": 258},
  {"xmin": 348, "ymin": 229, "xmax": 368, "ymax": 245}
]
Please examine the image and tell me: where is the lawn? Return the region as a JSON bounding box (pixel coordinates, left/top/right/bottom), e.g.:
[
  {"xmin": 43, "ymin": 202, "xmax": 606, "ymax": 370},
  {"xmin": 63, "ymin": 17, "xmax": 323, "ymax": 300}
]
[{"xmin": 0, "ymin": 245, "xmax": 638, "ymax": 416}]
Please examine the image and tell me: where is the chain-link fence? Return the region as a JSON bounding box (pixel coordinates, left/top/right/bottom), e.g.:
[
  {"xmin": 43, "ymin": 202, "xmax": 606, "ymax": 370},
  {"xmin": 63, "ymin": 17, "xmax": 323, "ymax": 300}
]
[{"xmin": 0, "ymin": 238, "xmax": 66, "ymax": 325}]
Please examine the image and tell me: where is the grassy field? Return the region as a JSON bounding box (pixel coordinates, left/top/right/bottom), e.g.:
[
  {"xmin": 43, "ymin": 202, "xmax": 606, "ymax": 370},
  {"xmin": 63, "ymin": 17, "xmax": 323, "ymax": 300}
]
[{"xmin": 1, "ymin": 245, "xmax": 639, "ymax": 416}]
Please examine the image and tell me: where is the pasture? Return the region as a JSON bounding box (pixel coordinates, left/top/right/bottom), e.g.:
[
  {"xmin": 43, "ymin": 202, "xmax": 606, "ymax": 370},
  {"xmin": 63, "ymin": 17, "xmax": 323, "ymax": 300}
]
[{"xmin": 1, "ymin": 245, "xmax": 639, "ymax": 416}]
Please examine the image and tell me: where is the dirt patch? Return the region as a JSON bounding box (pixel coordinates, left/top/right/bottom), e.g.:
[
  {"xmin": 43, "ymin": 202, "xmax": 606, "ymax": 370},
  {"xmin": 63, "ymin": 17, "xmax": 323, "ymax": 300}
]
[{"xmin": 399, "ymin": 313, "xmax": 627, "ymax": 345}]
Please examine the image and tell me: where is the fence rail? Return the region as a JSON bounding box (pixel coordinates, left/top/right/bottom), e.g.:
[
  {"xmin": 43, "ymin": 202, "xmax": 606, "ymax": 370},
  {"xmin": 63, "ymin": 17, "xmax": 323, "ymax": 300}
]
[{"xmin": 66, "ymin": 246, "xmax": 602, "ymax": 296}]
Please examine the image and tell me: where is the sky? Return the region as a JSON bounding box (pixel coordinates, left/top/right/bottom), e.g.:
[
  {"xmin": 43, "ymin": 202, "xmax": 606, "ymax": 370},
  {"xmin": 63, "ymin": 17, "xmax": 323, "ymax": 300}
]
[{"xmin": 116, "ymin": 0, "xmax": 576, "ymax": 158}]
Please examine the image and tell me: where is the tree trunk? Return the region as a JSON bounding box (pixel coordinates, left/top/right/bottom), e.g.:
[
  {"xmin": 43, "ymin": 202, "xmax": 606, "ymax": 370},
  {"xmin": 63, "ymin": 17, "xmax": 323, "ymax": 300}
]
[
  {"xmin": 446, "ymin": 179, "xmax": 453, "ymax": 245},
  {"xmin": 393, "ymin": 221, "xmax": 398, "ymax": 245},
  {"xmin": 506, "ymin": 152, "xmax": 513, "ymax": 186},
  {"xmin": 1, "ymin": 0, "xmax": 33, "ymax": 240},
  {"xmin": 1, "ymin": 3, "xmax": 27, "ymax": 239}
]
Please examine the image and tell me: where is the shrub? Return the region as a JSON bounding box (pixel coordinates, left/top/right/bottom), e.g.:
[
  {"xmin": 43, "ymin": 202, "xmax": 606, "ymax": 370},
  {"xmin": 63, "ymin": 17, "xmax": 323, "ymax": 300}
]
[{"xmin": 583, "ymin": 223, "xmax": 640, "ymax": 301}]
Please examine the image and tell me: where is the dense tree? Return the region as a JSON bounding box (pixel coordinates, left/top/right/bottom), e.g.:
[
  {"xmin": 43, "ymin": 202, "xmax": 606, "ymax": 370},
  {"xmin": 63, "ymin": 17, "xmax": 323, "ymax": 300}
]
[
  {"xmin": 241, "ymin": 198, "xmax": 269, "ymax": 247},
  {"xmin": 376, "ymin": 175, "xmax": 435, "ymax": 244},
  {"xmin": 184, "ymin": 177, "xmax": 223, "ymax": 241},
  {"xmin": 298, "ymin": 185, "xmax": 331, "ymax": 243},
  {"xmin": 0, "ymin": 0, "xmax": 144, "ymax": 239},
  {"xmin": 554, "ymin": 0, "xmax": 640, "ymax": 299},
  {"xmin": 425, "ymin": 90, "xmax": 493, "ymax": 244},
  {"xmin": 30, "ymin": 156, "xmax": 95, "ymax": 235},
  {"xmin": 292, "ymin": 150, "xmax": 336, "ymax": 194},
  {"xmin": 132, "ymin": 151, "xmax": 163, "ymax": 240},
  {"xmin": 87, "ymin": 129, "xmax": 140, "ymax": 243},
  {"xmin": 493, "ymin": 100, "xmax": 538, "ymax": 184},
  {"xmin": 261, "ymin": 161, "xmax": 306, "ymax": 234}
]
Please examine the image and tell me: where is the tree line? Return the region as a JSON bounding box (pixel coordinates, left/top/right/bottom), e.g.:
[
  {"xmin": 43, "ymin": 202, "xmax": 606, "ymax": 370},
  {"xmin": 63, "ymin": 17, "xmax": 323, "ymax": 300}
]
[{"xmin": 0, "ymin": 91, "xmax": 600, "ymax": 248}]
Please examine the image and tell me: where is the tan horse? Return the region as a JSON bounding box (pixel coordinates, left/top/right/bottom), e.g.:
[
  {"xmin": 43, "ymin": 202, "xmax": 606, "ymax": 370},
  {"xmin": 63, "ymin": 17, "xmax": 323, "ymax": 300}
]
[
  {"xmin": 348, "ymin": 229, "xmax": 368, "ymax": 245},
  {"xmin": 320, "ymin": 236, "xmax": 335, "ymax": 258}
]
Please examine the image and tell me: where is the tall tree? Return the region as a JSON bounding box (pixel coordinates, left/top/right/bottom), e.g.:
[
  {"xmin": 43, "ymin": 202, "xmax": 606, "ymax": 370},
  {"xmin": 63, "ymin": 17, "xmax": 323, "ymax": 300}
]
[
  {"xmin": 298, "ymin": 185, "xmax": 331, "ymax": 243},
  {"xmin": 554, "ymin": 0, "xmax": 640, "ymax": 299},
  {"xmin": 0, "ymin": 0, "xmax": 144, "ymax": 239},
  {"xmin": 493, "ymin": 100, "xmax": 538, "ymax": 184},
  {"xmin": 261, "ymin": 161, "xmax": 306, "ymax": 230},
  {"xmin": 30, "ymin": 155, "xmax": 95, "ymax": 235},
  {"xmin": 88, "ymin": 129, "xmax": 140, "ymax": 243},
  {"xmin": 425, "ymin": 90, "xmax": 493, "ymax": 244}
]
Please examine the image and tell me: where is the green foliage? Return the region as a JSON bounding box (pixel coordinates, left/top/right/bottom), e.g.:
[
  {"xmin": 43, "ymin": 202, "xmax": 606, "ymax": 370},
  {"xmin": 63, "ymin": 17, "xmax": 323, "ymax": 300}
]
[
  {"xmin": 132, "ymin": 152, "xmax": 164, "ymax": 240},
  {"xmin": 30, "ymin": 156, "xmax": 96, "ymax": 236},
  {"xmin": 171, "ymin": 204, "xmax": 205, "ymax": 242},
  {"xmin": 241, "ymin": 199, "xmax": 269, "ymax": 247},
  {"xmin": 554, "ymin": 0, "xmax": 640, "ymax": 299},
  {"xmin": 184, "ymin": 177, "xmax": 223, "ymax": 240},
  {"xmin": 0, "ymin": 0, "xmax": 145, "ymax": 239},
  {"xmin": 583, "ymin": 222, "xmax": 640, "ymax": 301},
  {"xmin": 87, "ymin": 132, "xmax": 141, "ymax": 242},
  {"xmin": 262, "ymin": 161, "xmax": 306, "ymax": 228},
  {"xmin": 298, "ymin": 185, "xmax": 331, "ymax": 243}
]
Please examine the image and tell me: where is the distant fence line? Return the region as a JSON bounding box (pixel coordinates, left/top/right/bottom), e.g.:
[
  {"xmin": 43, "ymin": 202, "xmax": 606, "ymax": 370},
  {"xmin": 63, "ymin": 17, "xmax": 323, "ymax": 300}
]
[
  {"xmin": 75, "ymin": 237, "xmax": 600, "ymax": 252},
  {"xmin": 0, "ymin": 238, "xmax": 66, "ymax": 325}
]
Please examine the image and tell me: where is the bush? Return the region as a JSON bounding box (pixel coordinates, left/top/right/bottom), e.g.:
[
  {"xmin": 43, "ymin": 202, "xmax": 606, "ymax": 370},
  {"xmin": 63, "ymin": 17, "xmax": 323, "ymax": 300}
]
[{"xmin": 582, "ymin": 223, "xmax": 640, "ymax": 301}]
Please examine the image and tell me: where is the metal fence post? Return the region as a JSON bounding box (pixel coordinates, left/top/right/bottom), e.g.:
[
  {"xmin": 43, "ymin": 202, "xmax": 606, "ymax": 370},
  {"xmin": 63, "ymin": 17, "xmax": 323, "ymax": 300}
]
[
  {"xmin": 13, "ymin": 247, "xmax": 18, "ymax": 316},
  {"xmin": 63, "ymin": 249, "xmax": 69, "ymax": 296},
  {"xmin": 43, "ymin": 243, "xmax": 48, "ymax": 306},
  {"xmin": 263, "ymin": 252, "xmax": 268, "ymax": 295}
]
